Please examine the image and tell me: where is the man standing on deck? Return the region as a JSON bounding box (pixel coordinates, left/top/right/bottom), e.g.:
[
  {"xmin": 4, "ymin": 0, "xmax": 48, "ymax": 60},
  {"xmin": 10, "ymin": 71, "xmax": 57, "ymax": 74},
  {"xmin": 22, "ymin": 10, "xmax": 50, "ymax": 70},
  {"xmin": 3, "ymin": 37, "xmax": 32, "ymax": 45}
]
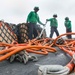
[
  {"xmin": 26, "ymin": 6, "xmax": 45, "ymax": 40},
  {"xmin": 46, "ymin": 14, "xmax": 59, "ymax": 38},
  {"xmin": 64, "ymin": 17, "xmax": 72, "ymax": 39}
]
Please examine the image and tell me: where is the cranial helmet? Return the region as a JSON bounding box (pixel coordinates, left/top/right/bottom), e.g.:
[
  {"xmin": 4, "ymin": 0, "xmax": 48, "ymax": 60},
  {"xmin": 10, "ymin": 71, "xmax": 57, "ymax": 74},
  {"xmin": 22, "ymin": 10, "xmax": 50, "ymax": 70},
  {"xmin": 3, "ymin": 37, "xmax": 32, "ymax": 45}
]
[
  {"xmin": 65, "ymin": 17, "xmax": 69, "ymax": 20},
  {"xmin": 34, "ymin": 6, "xmax": 39, "ymax": 10},
  {"xmin": 53, "ymin": 14, "xmax": 57, "ymax": 17}
]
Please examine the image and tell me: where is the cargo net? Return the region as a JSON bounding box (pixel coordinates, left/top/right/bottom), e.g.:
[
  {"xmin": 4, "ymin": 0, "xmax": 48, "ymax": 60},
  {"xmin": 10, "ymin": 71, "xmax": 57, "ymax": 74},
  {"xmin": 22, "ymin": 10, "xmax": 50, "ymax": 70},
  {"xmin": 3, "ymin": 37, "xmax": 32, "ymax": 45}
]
[
  {"xmin": 4, "ymin": 23, "xmax": 47, "ymax": 43},
  {"xmin": 17, "ymin": 24, "xmax": 46, "ymax": 43},
  {"xmin": 0, "ymin": 21, "xmax": 17, "ymax": 44},
  {"xmin": 17, "ymin": 24, "xmax": 47, "ymax": 43},
  {"xmin": 6, "ymin": 23, "xmax": 17, "ymax": 32},
  {"xmin": 17, "ymin": 23, "xmax": 28, "ymax": 43}
]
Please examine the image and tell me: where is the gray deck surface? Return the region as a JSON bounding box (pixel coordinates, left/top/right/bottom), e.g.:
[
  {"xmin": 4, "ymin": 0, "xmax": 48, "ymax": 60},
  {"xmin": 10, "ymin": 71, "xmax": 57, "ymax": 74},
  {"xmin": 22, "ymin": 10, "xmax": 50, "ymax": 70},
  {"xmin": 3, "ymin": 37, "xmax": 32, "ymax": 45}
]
[{"xmin": 0, "ymin": 47, "xmax": 71, "ymax": 75}]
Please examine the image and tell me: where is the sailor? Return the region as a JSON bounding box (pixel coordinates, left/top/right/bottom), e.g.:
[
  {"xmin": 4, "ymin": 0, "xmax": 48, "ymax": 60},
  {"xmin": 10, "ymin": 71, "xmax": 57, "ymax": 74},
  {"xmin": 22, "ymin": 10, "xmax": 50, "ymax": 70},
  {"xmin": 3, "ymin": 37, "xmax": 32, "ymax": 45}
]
[{"xmin": 26, "ymin": 6, "xmax": 45, "ymax": 40}]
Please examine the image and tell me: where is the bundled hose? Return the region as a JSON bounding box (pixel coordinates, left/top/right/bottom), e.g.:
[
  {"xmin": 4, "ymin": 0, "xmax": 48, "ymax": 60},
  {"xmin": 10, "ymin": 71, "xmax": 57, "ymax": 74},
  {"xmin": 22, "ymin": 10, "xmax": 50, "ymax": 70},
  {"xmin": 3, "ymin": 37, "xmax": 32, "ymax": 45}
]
[
  {"xmin": 38, "ymin": 32, "xmax": 75, "ymax": 75},
  {"xmin": 0, "ymin": 41, "xmax": 56, "ymax": 62},
  {"xmin": 54, "ymin": 32, "xmax": 75, "ymax": 47}
]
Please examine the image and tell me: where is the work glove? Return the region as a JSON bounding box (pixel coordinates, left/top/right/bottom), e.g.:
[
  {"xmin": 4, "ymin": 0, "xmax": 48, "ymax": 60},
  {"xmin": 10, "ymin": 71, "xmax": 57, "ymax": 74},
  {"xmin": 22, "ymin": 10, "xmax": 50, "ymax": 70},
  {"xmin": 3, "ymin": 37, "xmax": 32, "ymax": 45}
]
[
  {"xmin": 42, "ymin": 21, "xmax": 47, "ymax": 26},
  {"xmin": 42, "ymin": 24, "xmax": 45, "ymax": 26},
  {"xmin": 46, "ymin": 19, "xmax": 49, "ymax": 21}
]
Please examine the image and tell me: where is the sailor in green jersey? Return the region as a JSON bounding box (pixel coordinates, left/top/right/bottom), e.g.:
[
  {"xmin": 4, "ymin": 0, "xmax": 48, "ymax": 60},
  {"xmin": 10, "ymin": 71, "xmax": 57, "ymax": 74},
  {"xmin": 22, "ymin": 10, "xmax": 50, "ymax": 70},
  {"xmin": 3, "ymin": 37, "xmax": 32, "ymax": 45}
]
[
  {"xmin": 64, "ymin": 17, "xmax": 72, "ymax": 39},
  {"xmin": 26, "ymin": 6, "xmax": 45, "ymax": 40},
  {"xmin": 46, "ymin": 14, "xmax": 59, "ymax": 38}
]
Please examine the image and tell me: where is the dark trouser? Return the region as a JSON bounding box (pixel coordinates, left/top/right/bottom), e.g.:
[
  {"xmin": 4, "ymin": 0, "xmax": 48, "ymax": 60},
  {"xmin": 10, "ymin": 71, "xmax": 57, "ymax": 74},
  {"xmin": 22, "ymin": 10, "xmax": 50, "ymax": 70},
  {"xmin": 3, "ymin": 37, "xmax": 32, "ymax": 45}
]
[
  {"xmin": 66, "ymin": 28, "xmax": 72, "ymax": 39},
  {"xmin": 28, "ymin": 23, "xmax": 38, "ymax": 40},
  {"xmin": 50, "ymin": 26, "xmax": 59, "ymax": 38}
]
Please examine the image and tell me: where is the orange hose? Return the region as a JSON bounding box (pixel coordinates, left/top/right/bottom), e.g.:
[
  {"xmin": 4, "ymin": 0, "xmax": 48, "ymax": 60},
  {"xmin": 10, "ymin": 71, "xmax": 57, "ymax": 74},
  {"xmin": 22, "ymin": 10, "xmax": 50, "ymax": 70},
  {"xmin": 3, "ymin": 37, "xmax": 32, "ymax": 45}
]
[
  {"xmin": 0, "ymin": 45, "xmax": 56, "ymax": 61},
  {"xmin": 0, "ymin": 47, "xmax": 16, "ymax": 55},
  {"xmin": 60, "ymin": 47, "xmax": 74, "ymax": 56},
  {"xmin": 54, "ymin": 32, "xmax": 75, "ymax": 47},
  {"xmin": 0, "ymin": 42, "xmax": 13, "ymax": 47},
  {"xmin": 74, "ymin": 67, "xmax": 75, "ymax": 72},
  {"xmin": 66, "ymin": 59, "xmax": 75, "ymax": 72},
  {"xmin": 60, "ymin": 46, "xmax": 75, "ymax": 72},
  {"xmin": 60, "ymin": 47, "xmax": 75, "ymax": 72},
  {"xmin": 26, "ymin": 49, "xmax": 48, "ymax": 55}
]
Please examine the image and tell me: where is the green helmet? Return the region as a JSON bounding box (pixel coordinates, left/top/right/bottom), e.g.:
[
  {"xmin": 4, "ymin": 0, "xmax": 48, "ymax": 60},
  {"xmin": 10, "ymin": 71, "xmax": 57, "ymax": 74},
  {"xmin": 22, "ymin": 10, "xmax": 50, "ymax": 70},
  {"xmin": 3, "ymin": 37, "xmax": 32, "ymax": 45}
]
[
  {"xmin": 34, "ymin": 6, "xmax": 39, "ymax": 10},
  {"xmin": 65, "ymin": 17, "xmax": 69, "ymax": 20},
  {"xmin": 53, "ymin": 14, "xmax": 57, "ymax": 17}
]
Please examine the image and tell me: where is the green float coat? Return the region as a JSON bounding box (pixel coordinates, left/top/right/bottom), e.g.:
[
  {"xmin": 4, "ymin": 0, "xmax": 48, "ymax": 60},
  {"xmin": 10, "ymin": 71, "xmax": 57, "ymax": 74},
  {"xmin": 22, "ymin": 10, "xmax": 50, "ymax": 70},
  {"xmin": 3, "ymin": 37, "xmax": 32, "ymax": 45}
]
[
  {"xmin": 27, "ymin": 11, "xmax": 44, "ymax": 25},
  {"xmin": 64, "ymin": 20, "xmax": 71, "ymax": 29},
  {"xmin": 47, "ymin": 18, "xmax": 58, "ymax": 27}
]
